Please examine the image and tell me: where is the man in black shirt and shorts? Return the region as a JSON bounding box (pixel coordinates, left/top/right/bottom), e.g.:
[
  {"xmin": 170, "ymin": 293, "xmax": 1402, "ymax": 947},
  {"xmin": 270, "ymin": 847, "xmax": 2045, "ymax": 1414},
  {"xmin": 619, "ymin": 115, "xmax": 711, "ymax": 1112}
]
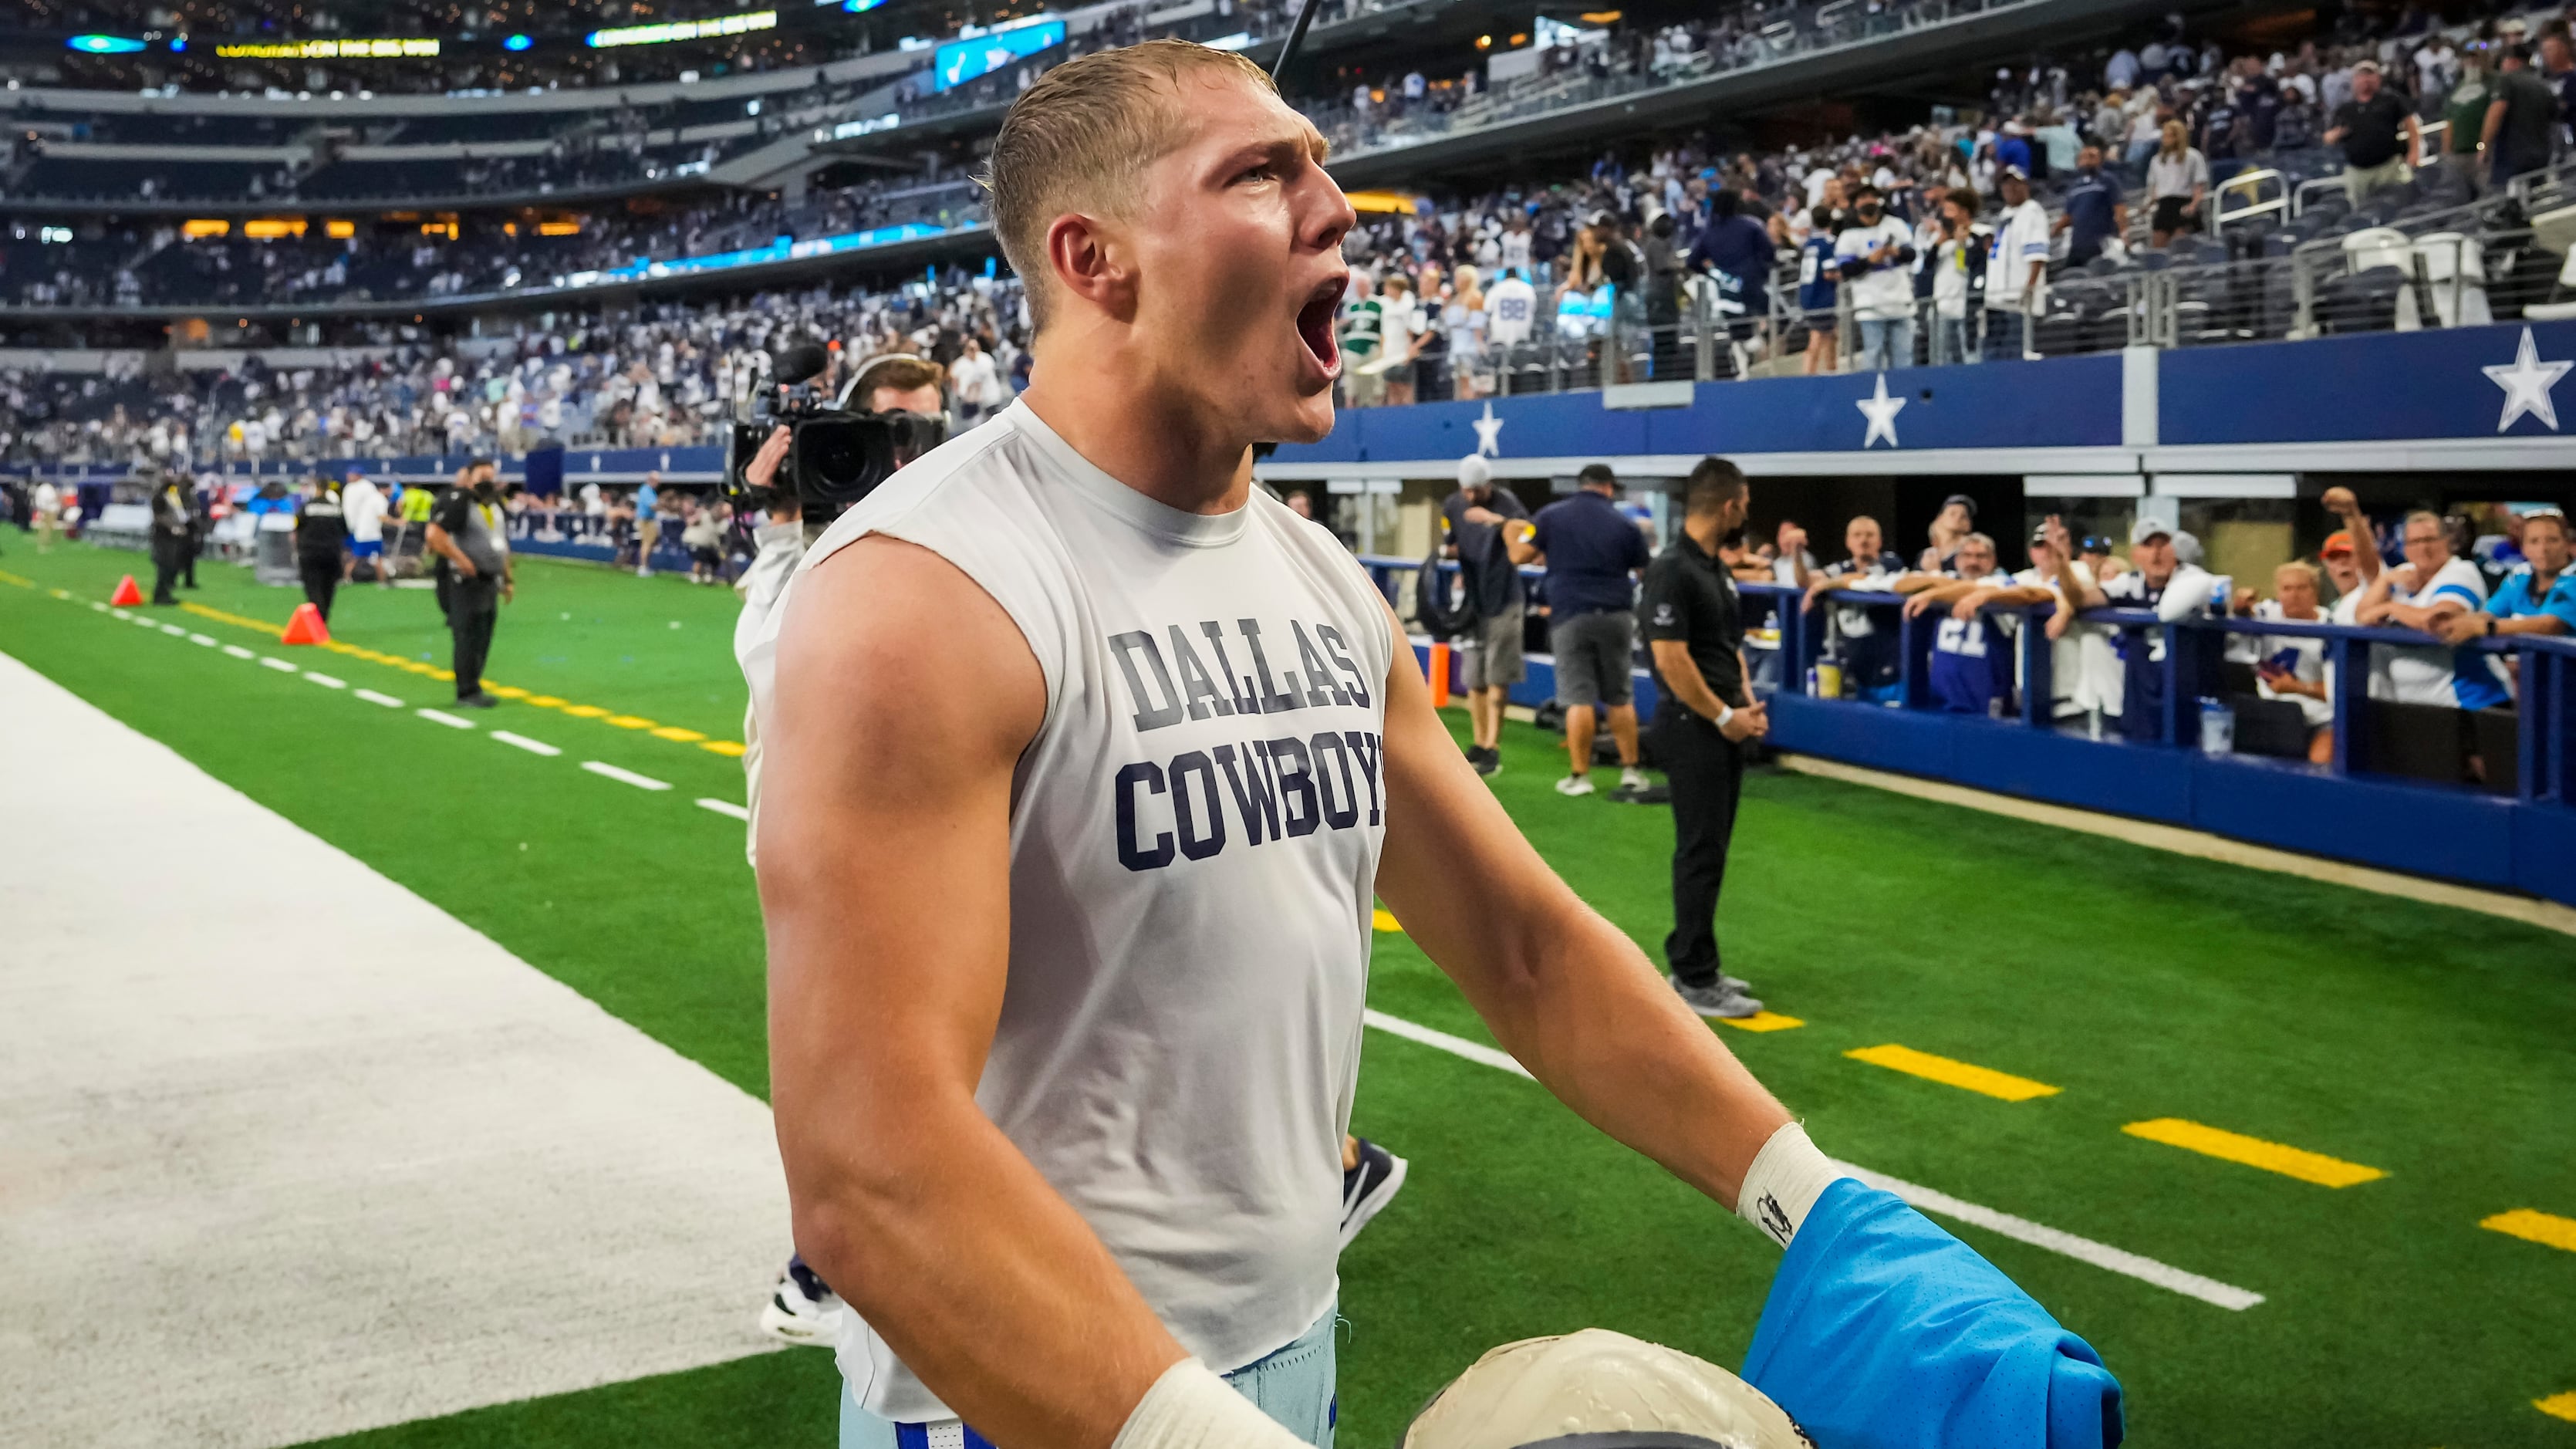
[
  {"xmin": 1514, "ymin": 463, "xmax": 1652, "ymax": 799},
  {"xmin": 2324, "ymin": 59, "xmax": 2422, "ymax": 207},
  {"xmin": 1440, "ymin": 454, "xmax": 1529, "ymax": 776},
  {"xmin": 1640, "ymin": 458, "xmax": 1771, "ymax": 1019}
]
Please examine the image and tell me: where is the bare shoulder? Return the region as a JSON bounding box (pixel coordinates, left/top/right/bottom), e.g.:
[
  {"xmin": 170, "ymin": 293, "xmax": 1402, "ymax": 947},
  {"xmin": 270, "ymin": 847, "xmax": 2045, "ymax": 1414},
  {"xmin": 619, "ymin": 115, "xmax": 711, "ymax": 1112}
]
[{"xmin": 771, "ymin": 534, "xmax": 1046, "ymax": 775}]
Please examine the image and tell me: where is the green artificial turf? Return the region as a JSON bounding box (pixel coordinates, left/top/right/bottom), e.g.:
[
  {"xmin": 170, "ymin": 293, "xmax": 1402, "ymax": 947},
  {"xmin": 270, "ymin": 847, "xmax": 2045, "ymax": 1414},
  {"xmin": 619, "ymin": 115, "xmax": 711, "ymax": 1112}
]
[{"xmin": 5, "ymin": 542, "xmax": 2573, "ymax": 1449}]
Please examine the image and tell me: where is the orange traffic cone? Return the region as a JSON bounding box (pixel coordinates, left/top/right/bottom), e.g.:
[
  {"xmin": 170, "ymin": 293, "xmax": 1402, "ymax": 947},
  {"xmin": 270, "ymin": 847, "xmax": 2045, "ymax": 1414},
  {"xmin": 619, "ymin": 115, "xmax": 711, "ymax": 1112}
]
[
  {"xmin": 281, "ymin": 603, "xmax": 331, "ymax": 646},
  {"xmin": 109, "ymin": 575, "xmax": 143, "ymax": 606}
]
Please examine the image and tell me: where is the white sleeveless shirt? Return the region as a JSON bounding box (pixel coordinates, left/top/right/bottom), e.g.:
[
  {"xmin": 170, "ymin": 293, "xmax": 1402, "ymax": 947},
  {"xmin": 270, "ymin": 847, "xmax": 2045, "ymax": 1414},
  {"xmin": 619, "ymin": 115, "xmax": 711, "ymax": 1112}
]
[{"xmin": 740, "ymin": 400, "xmax": 1394, "ymax": 1422}]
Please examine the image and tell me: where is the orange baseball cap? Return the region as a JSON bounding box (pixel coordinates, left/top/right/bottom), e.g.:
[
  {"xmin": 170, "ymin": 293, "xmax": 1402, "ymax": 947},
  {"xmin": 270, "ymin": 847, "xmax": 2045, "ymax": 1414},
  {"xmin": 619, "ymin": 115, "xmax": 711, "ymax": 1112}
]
[{"xmin": 2321, "ymin": 531, "xmax": 2355, "ymax": 558}]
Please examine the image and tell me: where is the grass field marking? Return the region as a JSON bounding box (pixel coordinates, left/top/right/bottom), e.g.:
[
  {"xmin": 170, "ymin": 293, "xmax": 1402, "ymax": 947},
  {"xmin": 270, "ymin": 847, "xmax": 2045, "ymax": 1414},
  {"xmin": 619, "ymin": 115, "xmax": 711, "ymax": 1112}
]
[
  {"xmin": 188, "ymin": 633, "xmax": 217, "ymax": 647},
  {"xmin": 523, "ymin": 695, "xmax": 567, "ymax": 708},
  {"xmin": 650, "ymin": 726, "xmax": 709, "ymax": 742},
  {"xmin": 1717, "ymin": 1012, "xmax": 1805, "ymax": 1033},
  {"xmin": 221, "ymin": 644, "xmax": 256, "ymax": 660},
  {"xmin": 258, "ymin": 657, "xmax": 299, "ymax": 674},
  {"xmin": 302, "ymin": 673, "xmax": 346, "ymax": 690},
  {"xmin": 2538, "ymin": 1392, "xmax": 2576, "ymax": 1423},
  {"xmin": 1779, "ymin": 754, "xmax": 2576, "ymax": 940},
  {"xmin": 1846, "ymin": 1044, "xmax": 2061, "ymax": 1102},
  {"xmin": 582, "ymin": 760, "xmax": 674, "ymax": 792},
  {"xmin": 485, "ymin": 685, "xmax": 530, "ymax": 699},
  {"xmin": 491, "ymin": 731, "xmax": 563, "ymax": 758},
  {"xmin": 1361, "ymin": 1006, "xmax": 2267, "ymax": 1309},
  {"xmin": 695, "ymin": 797, "xmax": 752, "ymax": 821},
  {"xmin": 2482, "ymin": 1208, "xmax": 2576, "ymax": 1254},
  {"xmin": 159, "ymin": 623, "xmax": 188, "ymax": 637},
  {"xmin": 2122, "ymin": 1119, "xmax": 2387, "ymax": 1188},
  {"xmin": 0, "ymin": 566, "xmax": 29, "ymax": 586},
  {"xmin": 89, "ymin": 601, "xmax": 109, "ymax": 613},
  {"xmin": 417, "ymin": 708, "xmax": 478, "ymax": 731},
  {"xmin": 559, "ymin": 704, "xmax": 611, "ymax": 719},
  {"xmin": 1825, "ymin": 1159, "xmax": 2267, "ymax": 1311},
  {"xmin": 700, "ymin": 739, "xmax": 748, "ymax": 757},
  {"xmin": 1362, "ymin": 1008, "xmax": 1536, "ymax": 1080},
  {"xmin": 353, "ymin": 689, "xmax": 404, "ymax": 709},
  {"xmin": 603, "ymin": 714, "xmax": 658, "ymax": 730},
  {"xmin": 1372, "ymin": 907, "xmax": 1401, "ymax": 932}
]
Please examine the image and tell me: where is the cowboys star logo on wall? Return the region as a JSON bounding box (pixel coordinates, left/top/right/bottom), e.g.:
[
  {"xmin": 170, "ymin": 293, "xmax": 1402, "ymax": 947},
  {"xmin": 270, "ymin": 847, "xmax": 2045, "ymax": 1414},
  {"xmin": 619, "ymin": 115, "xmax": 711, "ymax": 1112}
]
[
  {"xmin": 2483, "ymin": 326, "xmax": 2571, "ymax": 433},
  {"xmin": 1855, "ymin": 373, "xmax": 1905, "ymax": 449},
  {"xmin": 1470, "ymin": 401, "xmax": 1505, "ymax": 457}
]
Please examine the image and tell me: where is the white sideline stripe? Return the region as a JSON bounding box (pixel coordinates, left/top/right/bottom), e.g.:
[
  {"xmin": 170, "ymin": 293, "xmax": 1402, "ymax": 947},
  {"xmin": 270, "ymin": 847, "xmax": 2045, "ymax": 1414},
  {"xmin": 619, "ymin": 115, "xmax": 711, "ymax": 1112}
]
[
  {"xmin": 417, "ymin": 708, "xmax": 476, "ymax": 730},
  {"xmin": 1361, "ymin": 1008, "xmax": 2264, "ymax": 1311},
  {"xmin": 694, "ymin": 797, "xmax": 751, "ymax": 821},
  {"xmin": 159, "ymin": 623, "xmax": 187, "ymax": 636},
  {"xmin": 583, "ymin": 760, "xmax": 673, "ymax": 792},
  {"xmin": 0, "ymin": 653, "xmax": 790, "ymax": 1447},
  {"xmin": 221, "ymin": 644, "xmax": 256, "ymax": 660},
  {"xmin": 1825, "ymin": 1160, "xmax": 2265, "ymax": 1312},
  {"xmin": 258, "ymin": 657, "xmax": 299, "ymax": 673},
  {"xmin": 1362, "ymin": 1008, "xmax": 1534, "ymax": 1079},
  {"xmin": 89, "ymin": 601, "xmax": 109, "ymax": 612},
  {"xmin": 302, "ymin": 673, "xmax": 346, "ymax": 690},
  {"xmin": 188, "ymin": 633, "xmax": 217, "ymax": 647},
  {"xmin": 491, "ymin": 731, "xmax": 562, "ymax": 757},
  {"xmin": 353, "ymin": 689, "xmax": 404, "ymax": 708}
]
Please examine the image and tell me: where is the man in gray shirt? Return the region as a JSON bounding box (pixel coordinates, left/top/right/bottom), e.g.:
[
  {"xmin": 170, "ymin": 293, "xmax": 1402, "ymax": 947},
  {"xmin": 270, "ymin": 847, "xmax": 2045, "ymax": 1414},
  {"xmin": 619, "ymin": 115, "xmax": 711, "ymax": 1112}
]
[{"xmin": 426, "ymin": 458, "xmax": 514, "ymax": 708}]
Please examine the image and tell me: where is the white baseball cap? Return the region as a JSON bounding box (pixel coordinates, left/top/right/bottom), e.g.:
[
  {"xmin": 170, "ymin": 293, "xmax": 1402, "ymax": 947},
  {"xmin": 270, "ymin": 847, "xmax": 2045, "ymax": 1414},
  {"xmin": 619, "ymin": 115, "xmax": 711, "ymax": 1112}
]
[{"xmin": 1457, "ymin": 454, "xmax": 1493, "ymax": 489}]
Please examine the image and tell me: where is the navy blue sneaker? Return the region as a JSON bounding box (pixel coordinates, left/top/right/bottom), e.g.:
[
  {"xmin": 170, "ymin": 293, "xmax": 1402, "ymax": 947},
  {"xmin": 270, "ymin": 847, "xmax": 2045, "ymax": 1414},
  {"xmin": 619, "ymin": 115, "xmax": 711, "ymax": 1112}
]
[{"xmin": 1340, "ymin": 1137, "xmax": 1409, "ymax": 1247}]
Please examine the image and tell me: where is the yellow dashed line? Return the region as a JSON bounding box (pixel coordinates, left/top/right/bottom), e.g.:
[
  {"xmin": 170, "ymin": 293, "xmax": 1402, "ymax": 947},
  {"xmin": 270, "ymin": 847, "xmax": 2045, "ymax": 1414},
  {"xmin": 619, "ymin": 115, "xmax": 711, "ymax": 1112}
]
[
  {"xmin": 1848, "ymin": 1043, "xmax": 2058, "ymax": 1100},
  {"xmin": 0, "ymin": 568, "xmax": 35, "ymax": 587},
  {"xmin": 604, "ymin": 714, "xmax": 657, "ymax": 729},
  {"xmin": 561, "ymin": 704, "xmax": 609, "ymax": 718},
  {"xmin": 2483, "ymin": 1208, "xmax": 2576, "ymax": 1254},
  {"xmin": 1717, "ymin": 1011, "xmax": 1805, "ymax": 1033},
  {"xmin": 700, "ymin": 739, "xmax": 747, "ymax": 757},
  {"xmin": 486, "ymin": 685, "xmax": 530, "ymax": 699},
  {"xmin": 649, "ymin": 726, "xmax": 707, "ymax": 741},
  {"xmin": 2537, "ymin": 1393, "xmax": 2576, "ymax": 1424},
  {"xmin": 2123, "ymin": 1119, "xmax": 2386, "ymax": 1187},
  {"xmin": 524, "ymin": 695, "xmax": 566, "ymax": 708},
  {"xmin": 1372, "ymin": 908, "xmax": 1401, "ymax": 932}
]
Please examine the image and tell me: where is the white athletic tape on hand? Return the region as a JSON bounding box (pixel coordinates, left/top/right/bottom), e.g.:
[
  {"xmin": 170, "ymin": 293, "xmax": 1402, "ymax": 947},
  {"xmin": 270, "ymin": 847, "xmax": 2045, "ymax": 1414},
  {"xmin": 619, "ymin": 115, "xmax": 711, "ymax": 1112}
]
[
  {"xmin": 1736, "ymin": 1121, "xmax": 1842, "ymax": 1250},
  {"xmin": 1112, "ymin": 1359, "xmax": 1308, "ymax": 1449}
]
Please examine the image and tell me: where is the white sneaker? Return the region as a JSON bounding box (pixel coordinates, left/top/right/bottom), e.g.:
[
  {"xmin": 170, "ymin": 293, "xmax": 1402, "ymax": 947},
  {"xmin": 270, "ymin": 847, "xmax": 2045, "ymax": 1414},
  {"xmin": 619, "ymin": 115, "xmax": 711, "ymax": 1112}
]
[
  {"xmin": 757, "ymin": 1257, "xmax": 846, "ymax": 1346},
  {"xmin": 1555, "ymin": 774, "xmax": 1595, "ymax": 796},
  {"xmin": 1620, "ymin": 767, "xmax": 1650, "ymax": 791}
]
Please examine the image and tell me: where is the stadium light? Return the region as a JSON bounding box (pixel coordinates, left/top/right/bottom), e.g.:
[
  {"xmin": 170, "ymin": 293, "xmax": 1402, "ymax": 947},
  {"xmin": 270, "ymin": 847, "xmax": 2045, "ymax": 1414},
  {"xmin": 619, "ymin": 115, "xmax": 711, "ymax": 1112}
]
[
  {"xmin": 586, "ymin": 11, "xmax": 778, "ymax": 49},
  {"xmin": 503, "ymin": 33, "xmax": 535, "ymax": 51},
  {"xmin": 67, "ymin": 35, "xmax": 150, "ymax": 54}
]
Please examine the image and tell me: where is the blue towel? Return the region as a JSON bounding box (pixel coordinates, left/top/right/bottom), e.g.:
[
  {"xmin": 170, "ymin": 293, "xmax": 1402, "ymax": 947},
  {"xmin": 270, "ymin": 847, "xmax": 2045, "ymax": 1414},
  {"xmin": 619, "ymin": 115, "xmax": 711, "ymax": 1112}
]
[{"xmin": 1741, "ymin": 1179, "xmax": 2124, "ymax": 1449}]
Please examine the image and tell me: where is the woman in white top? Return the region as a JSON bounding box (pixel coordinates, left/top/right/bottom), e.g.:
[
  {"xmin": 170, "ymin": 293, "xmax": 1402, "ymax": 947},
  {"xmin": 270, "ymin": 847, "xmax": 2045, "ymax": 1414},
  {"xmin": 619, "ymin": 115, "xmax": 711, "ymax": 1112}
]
[{"xmin": 2146, "ymin": 120, "xmax": 2210, "ymax": 248}]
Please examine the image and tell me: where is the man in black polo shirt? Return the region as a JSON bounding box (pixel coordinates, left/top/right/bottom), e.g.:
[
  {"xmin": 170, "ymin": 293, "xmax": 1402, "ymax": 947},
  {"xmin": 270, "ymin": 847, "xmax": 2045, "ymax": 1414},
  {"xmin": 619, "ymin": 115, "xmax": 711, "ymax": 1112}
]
[
  {"xmin": 424, "ymin": 458, "xmax": 514, "ymax": 708},
  {"xmin": 1514, "ymin": 463, "xmax": 1653, "ymax": 798},
  {"xmin": 2325, "ymin": 59, "xmax": 2421, "ymax": 206},
  {"xmin": 1640, "ymin": 458, "xmax": 1771, "ymax": 1020},
  {"xmin": 1439, "ymin": 454, "xmax": 1531, "ymax": 776}
]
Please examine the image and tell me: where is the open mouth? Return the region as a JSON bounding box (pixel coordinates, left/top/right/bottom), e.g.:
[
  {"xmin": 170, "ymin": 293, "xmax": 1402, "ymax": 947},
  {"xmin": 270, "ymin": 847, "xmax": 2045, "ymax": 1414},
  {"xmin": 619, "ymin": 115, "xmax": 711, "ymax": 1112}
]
[{"xmin": 1296, "ymin": 274, "xmax": 1345, "ymax": 380}]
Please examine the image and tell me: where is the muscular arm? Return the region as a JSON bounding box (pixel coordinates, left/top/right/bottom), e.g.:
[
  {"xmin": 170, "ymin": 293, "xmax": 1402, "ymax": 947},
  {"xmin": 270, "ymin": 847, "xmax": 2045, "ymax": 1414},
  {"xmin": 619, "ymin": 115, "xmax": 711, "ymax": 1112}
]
[
  {"xmin": 424, "ymin": 521, "xmax": 474, "ymax": 576},
  {"xmin": 1376, "ymin": 609, "xmax": 1791, "ymax": 1212},
  {"xmin": 760, "ymin": 537, "xmax": 1183, "ymax": 1449}
]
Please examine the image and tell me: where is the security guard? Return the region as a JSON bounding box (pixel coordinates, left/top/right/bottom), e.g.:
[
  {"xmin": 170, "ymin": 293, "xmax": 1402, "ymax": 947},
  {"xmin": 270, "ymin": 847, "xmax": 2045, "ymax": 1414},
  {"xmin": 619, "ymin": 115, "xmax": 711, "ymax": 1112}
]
[
  {"xmin": 1639, "ymin": 457, "xmax": 1771, "ymax": 1020},
  {"xmin": 293, "ymin": 475, "xmax": 349, "ymax": 624},
  {"xmin": 145, "ymin": 465, "xmax": 191, "ymax": 606},
  {"xmin": 424, "ymin": 458, "xmax": 512, "ymax": 708}
]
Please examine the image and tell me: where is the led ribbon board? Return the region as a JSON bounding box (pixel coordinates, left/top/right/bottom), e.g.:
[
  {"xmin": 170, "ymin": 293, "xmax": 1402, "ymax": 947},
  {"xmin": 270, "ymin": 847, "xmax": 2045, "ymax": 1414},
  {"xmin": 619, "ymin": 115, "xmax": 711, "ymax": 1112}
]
[
  {"xmin": 586, "ymin": 11, "xmax": 778, "ymax": 48},
  {"xmin": 930, "ymin": 19, "xmax": 1064, "ymax": 93},
  {"xmin": 214, "ymin": 38, "xmax": 442, "ymax": 57}
]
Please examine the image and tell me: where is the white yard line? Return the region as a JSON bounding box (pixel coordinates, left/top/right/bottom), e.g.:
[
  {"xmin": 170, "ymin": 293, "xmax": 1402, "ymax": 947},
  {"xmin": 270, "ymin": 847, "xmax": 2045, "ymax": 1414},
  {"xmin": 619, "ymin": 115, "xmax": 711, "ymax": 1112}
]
[
  {"xmin": 258, "ymin": 657, "xmax": 299, "ymax": 673},
  {"xmin": 694, "ymin": 797, "xmax": 751, "ymax": 821},
  {"xmin": 188, "ymin": 633, "xmax": 218, "ymax": 647},
  {"xmin": 222, "ymin": 644, "xmax": 256, "ymax": 660},
  {"xmin": 491, "ymin": 731, "xmax": 562, "ymax": 757},
  {"xmin": 302, "ymin": 673, "xmax": 346, "ymax": 690},
  {"xmin": 1359, "ymin": 1008, "xmax": 2264, "ymax": 1312},
  {"xmin": 417, "ymin": 708, "xmax": 477, "ymax": 730},
  {"xmin": 582, "ymin": 760, "xmax": 672, "ymax": 792},
  {"xmin": 353, "ymin": 690, "xmax": 404, "ymax": 709}
]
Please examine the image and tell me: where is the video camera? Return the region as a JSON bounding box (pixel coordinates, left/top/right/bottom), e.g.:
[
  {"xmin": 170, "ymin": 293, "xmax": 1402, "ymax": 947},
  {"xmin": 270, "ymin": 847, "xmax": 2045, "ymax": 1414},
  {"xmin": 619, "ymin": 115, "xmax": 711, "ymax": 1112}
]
[{"xmin": 721, "ymin": 340, "xmax": 948, "ymax": 525}]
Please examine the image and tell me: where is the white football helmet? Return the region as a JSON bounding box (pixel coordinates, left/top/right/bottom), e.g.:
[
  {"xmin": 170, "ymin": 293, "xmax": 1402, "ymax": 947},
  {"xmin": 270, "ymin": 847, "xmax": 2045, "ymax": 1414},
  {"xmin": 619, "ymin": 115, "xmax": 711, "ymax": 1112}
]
[{"xmin": 1403, "ymin": 1329, "xmax": 1815, "ymax": 1449}]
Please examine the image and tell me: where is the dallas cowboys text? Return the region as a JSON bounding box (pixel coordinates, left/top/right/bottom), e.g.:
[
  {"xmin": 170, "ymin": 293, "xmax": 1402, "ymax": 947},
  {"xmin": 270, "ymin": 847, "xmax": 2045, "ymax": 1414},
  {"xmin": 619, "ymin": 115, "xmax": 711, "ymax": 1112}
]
[{"xmin": 1106, "ymin": 616, "xmax": 1383, "ymax": 871}]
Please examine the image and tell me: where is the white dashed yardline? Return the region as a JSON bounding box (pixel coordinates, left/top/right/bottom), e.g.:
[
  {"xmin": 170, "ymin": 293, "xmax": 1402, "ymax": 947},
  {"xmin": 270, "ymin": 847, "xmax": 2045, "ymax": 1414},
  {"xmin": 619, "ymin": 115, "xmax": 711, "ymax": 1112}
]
[
  {"xmin": 258, "ymin": 657, "xmax": 299, "ymax": 674},
  {"xmin": 354, "ymin": 690, "xmax": 404, "ymax": 709},
  {"xmin": 222, "ymin": 644, "xmax": 256, "ymax": 660},
  {"xmin": 417, "ymin": 708, "xmax": 477, "ymax": 731},
  {"xmin": 582, "ymin": 761, "xmax": 672, "ymax": 792},
  {"xmin": 188, "ymin": 634, "xmax": 217, "ymax": 647},
  {"xmin": 1358, "ymin": 1008, "xmax": 2266, "ymax": 1312},
  {"xmin": 159, "ymin": 623, "xmax": 187, "ymax": 637},
  {"xmin": 302, "ymin": 673, "xmax": 346, "ymax": 690},
  {"xmin": 694, "ymin": 798, "xmax": 751, "ymax": 821},
  {"xmin": 491, "ymin": 731, "xmax": 562, "ymax": 758},
  {"xmin": 89, "ymin": 602, "xmax": 110, "ymax": 613}
]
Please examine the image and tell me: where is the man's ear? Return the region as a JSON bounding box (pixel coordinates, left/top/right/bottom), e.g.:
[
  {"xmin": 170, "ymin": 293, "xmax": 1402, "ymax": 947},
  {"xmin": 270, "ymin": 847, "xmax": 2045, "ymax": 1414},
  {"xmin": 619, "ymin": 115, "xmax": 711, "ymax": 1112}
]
[{"xmin": 1044, "ymin": 211, "xmax": 1136, "ymax": 322}]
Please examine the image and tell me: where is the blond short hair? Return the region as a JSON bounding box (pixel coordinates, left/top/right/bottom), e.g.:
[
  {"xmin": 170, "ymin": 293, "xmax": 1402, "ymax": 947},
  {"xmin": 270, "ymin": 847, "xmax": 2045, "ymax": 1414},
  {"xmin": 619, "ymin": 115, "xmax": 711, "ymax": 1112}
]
[{"xmin": 981, "ymin": 39, "xmax": 1278, "ymax": 329}]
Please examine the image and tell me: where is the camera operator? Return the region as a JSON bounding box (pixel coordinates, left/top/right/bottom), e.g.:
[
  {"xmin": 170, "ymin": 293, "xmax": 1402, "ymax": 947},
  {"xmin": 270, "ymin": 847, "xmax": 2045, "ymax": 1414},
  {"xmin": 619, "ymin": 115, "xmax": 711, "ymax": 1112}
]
[{"xmin": 728, "ymin": 348, "xmax": 949, "ymax": 1347}]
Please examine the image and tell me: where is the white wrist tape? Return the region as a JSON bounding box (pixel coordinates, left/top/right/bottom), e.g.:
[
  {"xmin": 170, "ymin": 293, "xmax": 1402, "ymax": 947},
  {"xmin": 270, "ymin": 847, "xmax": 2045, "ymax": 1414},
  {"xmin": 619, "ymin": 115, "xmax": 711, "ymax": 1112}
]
[
  {"xmin": 1735, "ymin": 1121, "xmax": 1843, "ymax": 1250},
  {"xmin": 1113, "ymin": 1359, "xmax": 1309, "ymax": 1449}
]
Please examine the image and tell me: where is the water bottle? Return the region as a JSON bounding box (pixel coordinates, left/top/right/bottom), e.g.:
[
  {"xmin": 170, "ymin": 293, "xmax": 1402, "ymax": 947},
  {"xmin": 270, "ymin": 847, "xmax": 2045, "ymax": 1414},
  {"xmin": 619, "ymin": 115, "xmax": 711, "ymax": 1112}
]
[
  {"xmin": 1816, "ymin": 659, "xmax": 1844, "ymax": 700},
  {"xmin": 1805, "ymin": 664, "xmax": 1820, "ymax": 697},
  {"xmin": 2199, "ymin": 697, "xmax": 2235, "ymax": 756}
]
